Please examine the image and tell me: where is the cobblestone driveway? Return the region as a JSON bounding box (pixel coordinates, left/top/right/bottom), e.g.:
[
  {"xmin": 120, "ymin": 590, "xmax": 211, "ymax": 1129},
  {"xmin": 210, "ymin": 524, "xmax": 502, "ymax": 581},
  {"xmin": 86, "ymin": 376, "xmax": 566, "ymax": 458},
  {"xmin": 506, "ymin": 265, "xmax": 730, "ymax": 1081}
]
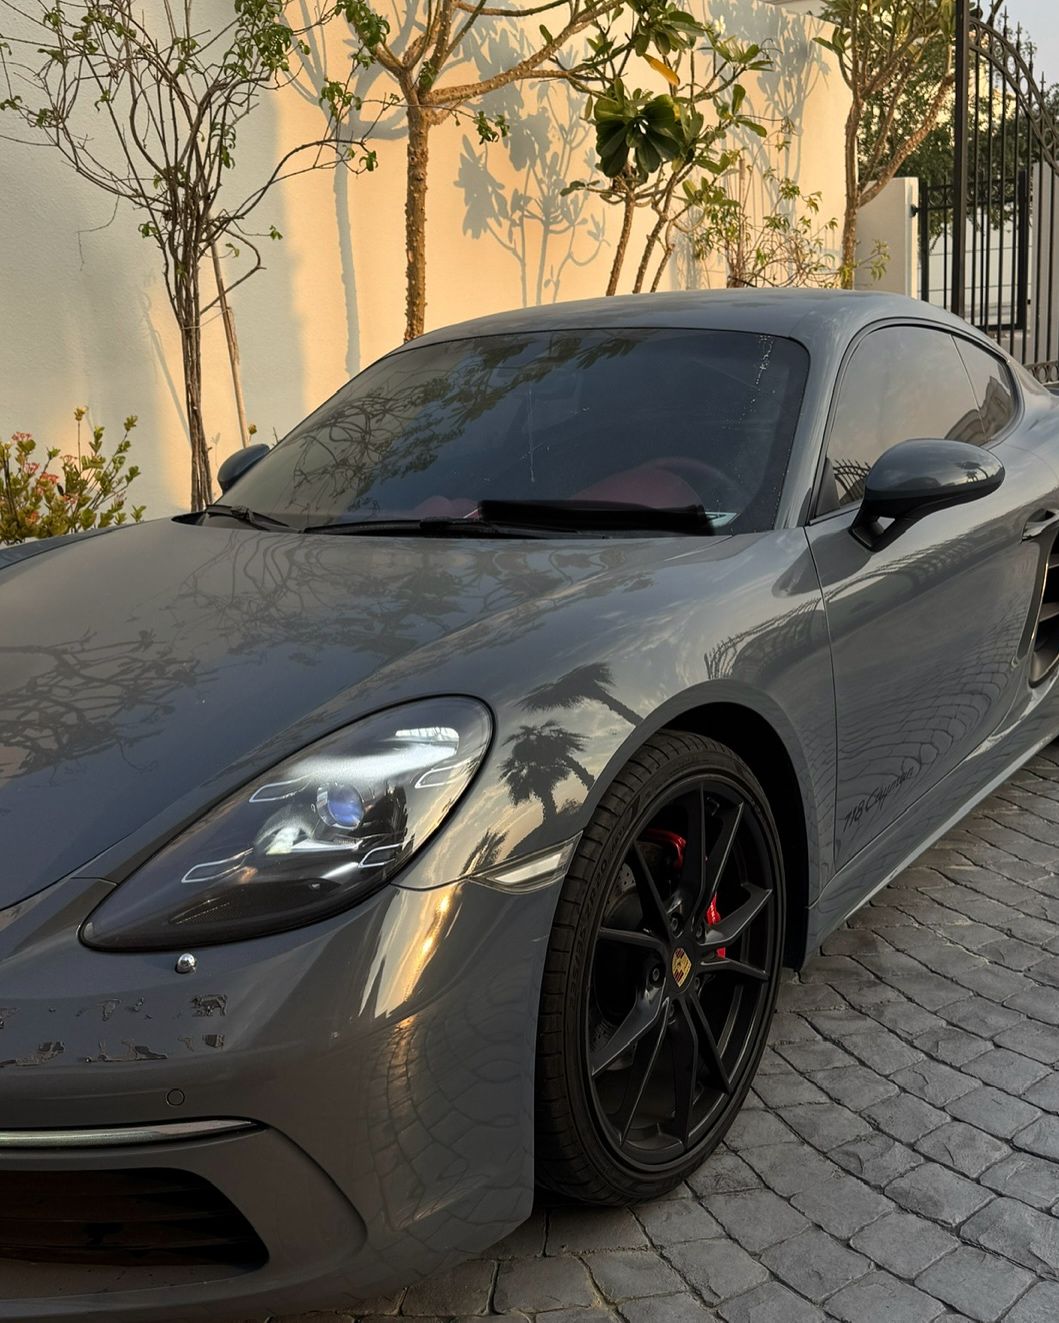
[{"xmin": 279, "ymin": 745, "xmax": 1059, "ymax": 1323}]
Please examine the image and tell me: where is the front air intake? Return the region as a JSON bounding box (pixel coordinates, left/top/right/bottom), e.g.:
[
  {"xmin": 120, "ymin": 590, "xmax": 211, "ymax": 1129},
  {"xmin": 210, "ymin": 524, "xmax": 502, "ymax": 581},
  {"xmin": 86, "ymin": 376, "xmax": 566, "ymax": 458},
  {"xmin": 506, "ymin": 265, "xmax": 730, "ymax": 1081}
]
[{"xmin": 0, "ymin": 1168, "xmax": 267, "ymax": 1268}]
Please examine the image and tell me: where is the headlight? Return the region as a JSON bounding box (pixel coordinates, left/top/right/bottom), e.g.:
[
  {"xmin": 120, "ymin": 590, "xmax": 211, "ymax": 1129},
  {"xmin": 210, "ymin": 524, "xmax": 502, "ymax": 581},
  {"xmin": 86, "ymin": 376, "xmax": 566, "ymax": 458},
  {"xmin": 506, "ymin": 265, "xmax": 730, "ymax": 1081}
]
[{"xmin": 81, "ymin": 698, "xmax": 492, "ymax": 950}]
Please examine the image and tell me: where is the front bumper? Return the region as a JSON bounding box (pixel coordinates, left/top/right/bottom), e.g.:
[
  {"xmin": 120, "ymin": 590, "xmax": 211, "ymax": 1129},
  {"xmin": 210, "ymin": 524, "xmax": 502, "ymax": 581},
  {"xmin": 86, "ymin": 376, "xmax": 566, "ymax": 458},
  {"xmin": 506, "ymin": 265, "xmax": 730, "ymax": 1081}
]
[
  {"xmin": 0, "ymin": 1123, "xmax": 367, "ymax": 1320},
  {"xmin": 0, "ymin": 871, "xmax": 558, "ymax": 1320}
]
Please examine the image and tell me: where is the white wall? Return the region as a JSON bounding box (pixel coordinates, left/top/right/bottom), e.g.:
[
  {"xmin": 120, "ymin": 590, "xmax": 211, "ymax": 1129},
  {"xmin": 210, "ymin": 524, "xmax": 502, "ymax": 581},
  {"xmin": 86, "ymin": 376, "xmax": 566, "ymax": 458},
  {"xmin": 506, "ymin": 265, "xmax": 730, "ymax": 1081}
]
[
  {"xmin": 855, "ymin": 178, "xmax": 918, "ymax": 296},
  {"xmin": 0, "ymin": 0, "xmax": 849, "ymax": 514}
]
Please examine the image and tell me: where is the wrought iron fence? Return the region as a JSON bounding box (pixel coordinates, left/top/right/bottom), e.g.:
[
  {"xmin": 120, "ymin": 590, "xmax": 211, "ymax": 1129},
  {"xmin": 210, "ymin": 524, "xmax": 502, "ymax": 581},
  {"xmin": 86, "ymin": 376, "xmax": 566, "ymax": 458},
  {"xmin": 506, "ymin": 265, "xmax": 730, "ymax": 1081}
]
[
  {"xmin": 921, "ymin": 0, "xmax": 1059, "ymax": 384},
  {"xmin": 918, "ymin": 173, "xmax": 1031, "ymax": 330}
]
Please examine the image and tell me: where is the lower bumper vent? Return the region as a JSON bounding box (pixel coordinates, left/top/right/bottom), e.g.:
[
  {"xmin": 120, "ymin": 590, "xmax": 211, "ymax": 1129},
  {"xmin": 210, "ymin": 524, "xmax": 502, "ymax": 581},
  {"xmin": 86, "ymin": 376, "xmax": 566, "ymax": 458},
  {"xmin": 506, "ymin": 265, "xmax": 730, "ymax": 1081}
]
[
  {"xmin": 0, "ymin": 1168, "xmax": 267, "ymax": 1268},
  {"xmin": 1031, "ymin": 542, "xmax": 1059, "ymax": 683}
]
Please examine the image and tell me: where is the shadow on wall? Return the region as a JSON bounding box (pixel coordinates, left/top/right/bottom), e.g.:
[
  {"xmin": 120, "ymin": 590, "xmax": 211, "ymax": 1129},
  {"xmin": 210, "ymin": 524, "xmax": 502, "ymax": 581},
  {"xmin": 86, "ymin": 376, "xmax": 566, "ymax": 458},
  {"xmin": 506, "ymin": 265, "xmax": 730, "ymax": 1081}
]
[
  {"xmin": 683, "ymin": 0, "xmax": 831, "ymax": 290},
  {"xmin": 454, "ymin": 21, "xmax": 607, "ymax": 307},
  {"xmin": 0, "ymin": 21, "xmax": 311, "ymax": 512},
  {"xmin": 0, "ymin": 150, "xmax": 188, "ymax": 502},
  {"xmin": 210, "ymin": 78, "xmax": 309, "ymax": 467},
  {"xmin": 280, "ymin": 0, "xmax": 830, "ymax": 378},
  {"xmin": 455, "ymin": 0, "xmax": 831, "ymax": 303},
  {"xmin": 715, "ymin": 0, "xmax": 830, "ymax": 162},
  {"xmin": 0, "ymin": 0, "xmax": 838, "ymax": 518},
  {"xmin": 293, "ymin": 6, "xmax": 608, "ymax": 376},
  {"xmin": 291, "ymin": 12, "xmax": 402, "ymax": 379}
]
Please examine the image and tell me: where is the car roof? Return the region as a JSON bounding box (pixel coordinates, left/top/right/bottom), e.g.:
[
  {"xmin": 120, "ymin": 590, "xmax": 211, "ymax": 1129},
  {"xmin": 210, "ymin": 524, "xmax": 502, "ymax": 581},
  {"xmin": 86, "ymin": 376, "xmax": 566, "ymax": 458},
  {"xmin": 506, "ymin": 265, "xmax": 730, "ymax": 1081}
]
[{"xmin": 407, "ymin": 289, "xmax": 982, "ymax": 359}]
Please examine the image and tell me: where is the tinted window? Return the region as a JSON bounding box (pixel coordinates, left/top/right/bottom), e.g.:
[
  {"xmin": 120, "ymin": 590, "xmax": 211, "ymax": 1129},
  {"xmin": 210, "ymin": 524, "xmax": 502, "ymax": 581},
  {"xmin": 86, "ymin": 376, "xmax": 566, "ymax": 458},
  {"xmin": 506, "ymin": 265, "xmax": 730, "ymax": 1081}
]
[
  {"xmin": 230, "ymin": 329, "xmax": 809, "ymax": 532},
  {"xmin": 956, "ymin": 339, "xmax": 1017, "ymax": 440},
  {"xmin": 824, "ymin": 327, "xmax": 984, "ymax": 509}
]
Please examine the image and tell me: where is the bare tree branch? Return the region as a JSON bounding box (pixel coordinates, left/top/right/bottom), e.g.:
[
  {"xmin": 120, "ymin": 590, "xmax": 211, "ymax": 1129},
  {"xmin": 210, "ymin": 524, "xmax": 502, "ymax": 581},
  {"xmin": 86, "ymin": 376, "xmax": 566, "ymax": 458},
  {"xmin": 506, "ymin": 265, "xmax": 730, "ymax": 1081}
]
[{"xmin": 0, "ymin": 0, "xmax": 373, "ymax": 505}]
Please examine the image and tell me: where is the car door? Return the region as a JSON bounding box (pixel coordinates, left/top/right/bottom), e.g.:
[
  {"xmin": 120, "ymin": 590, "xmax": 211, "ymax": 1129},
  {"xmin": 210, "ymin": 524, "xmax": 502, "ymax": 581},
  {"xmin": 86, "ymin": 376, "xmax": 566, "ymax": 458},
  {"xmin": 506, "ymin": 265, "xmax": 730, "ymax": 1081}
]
[{"xmin": 805, "ymin": 322, "xmax": 1057, "ymax": 873}]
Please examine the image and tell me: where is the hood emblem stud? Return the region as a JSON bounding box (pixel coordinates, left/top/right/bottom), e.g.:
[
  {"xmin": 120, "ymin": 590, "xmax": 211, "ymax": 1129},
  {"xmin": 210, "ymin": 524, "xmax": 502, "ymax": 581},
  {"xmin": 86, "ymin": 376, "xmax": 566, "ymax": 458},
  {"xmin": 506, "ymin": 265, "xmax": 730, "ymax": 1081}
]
[{"xmin": 175, "ymin": 953, "xmax": 198, "ymax": 975}]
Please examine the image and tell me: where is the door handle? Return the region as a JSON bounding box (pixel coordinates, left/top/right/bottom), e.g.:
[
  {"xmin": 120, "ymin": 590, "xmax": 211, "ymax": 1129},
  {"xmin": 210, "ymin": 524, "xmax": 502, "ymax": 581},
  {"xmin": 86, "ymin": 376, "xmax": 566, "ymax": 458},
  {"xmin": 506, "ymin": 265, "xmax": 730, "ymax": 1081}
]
[{"xmin": 1023, "ymin": 509, "xmax": 1059, "ymax": 540}]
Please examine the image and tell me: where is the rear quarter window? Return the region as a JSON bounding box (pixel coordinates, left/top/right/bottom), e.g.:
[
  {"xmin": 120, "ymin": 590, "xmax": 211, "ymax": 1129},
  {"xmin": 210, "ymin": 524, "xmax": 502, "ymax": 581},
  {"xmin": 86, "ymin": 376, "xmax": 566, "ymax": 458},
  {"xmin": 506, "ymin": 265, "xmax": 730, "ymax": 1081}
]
[{"xmin": 954, "ymin": 339, "xmax": 1018, "ymax": 440}]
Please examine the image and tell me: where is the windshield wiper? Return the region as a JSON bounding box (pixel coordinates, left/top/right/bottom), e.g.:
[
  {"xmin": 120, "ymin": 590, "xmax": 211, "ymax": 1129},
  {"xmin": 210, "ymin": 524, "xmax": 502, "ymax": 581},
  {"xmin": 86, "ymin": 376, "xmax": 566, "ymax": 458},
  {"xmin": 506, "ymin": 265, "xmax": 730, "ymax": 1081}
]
[
  {"xmin": 476, "ymin": 500, "xmax": 715, "ymax": 535},
  {"xmin": 304, "ymin": 502, "xmax": 715, "ymax": 538},
  {"xmin": 303, "ymin": 517, "xmax": 544, "ymax": 538},
  {"xmin": 203, "ymin": 503, "xmax": 293, "ymax": 531}
]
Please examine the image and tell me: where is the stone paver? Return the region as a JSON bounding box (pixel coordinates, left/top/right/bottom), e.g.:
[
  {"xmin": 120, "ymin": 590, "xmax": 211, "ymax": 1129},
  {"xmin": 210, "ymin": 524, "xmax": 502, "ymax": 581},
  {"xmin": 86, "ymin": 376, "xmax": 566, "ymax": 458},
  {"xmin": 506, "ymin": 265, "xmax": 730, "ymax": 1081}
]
[
  {"xmin": 402, "ymin": 1263, "xmax": 496, "ymax": 1317},
  {"xmin": 884, "ymin": 1161, "xmax": 993, "ymax": 1227},
  {"xmin": 915, "ymin": 1247, "xmax": 1035, "ymax": 1321},
  {"xmin": 914, "ymin": 1120, "xmax": 1009, "ymax": 1178},
  {"xmin": 825, "ymin": 1271, "xmax": 945, "ymax": 1322},
  {"xmin": 548, "ymin": 1212, "xmax": 649, "ymax": 1255},
  {"xmin": 1007, "ymin": 1282, "xmax": 1059, "ymax": 1322},
  {"xmin": 634, "ymin": 1202, "xmax": 721, "ymax": 1248},
  {"xmin": 702, "ymin": 1191, "xmax": 808, "ymax": 1252},
  {"xmin": 618, "ymin": 1294, "xmax": 717, "ymax": 1323},
  {"xmin": 583, "ymin": 1251, "xmax": 686, "ymax": 1303},
  {"xmin": 717, "ymin": 1281, "xmax": 824, "ymax": 1322},
  {"xmin": 273, "ymin": 746, "xmax": 1059, "ymax": 1323},
  {"xmin": 789, "ymin": 1171, "xmax": 893, "ymax": 1238},
  {"xmin": 980, "ymin": 1151, "xmax": 1059, "ymax": 1210},
  {"xmin": 494, "ymin": 1258, "xmax": 598, "ymax": 1313},
  {"xmin": 849, "ymin": 1212, "xmax": 958, "ymax": 1279},
  {"xmin": 759, "ymin": 1228, "xmax": 869, "ymax": 1301}
]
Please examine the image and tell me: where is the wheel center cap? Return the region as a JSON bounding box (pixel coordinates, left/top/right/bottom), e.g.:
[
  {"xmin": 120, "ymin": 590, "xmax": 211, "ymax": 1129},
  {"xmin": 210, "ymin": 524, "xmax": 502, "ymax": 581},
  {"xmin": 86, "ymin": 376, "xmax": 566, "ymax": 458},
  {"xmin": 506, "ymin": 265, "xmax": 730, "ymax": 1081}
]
[{"xmin": 671, "ymin": 947, "xmax": 692, "ymax": 989}]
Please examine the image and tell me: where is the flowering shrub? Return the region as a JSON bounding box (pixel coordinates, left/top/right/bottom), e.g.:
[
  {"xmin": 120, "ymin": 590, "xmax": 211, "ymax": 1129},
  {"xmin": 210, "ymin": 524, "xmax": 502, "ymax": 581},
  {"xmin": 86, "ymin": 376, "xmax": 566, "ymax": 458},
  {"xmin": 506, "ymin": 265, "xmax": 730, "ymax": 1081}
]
[{"xmin": 0, "ymin": 409, "xmax": 145, "ymax": 545}]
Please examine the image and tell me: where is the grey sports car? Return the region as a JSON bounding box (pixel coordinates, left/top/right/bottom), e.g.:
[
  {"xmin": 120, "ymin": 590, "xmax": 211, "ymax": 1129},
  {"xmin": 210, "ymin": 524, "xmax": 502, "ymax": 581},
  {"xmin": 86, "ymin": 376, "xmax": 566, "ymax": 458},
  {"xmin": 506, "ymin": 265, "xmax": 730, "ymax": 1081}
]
[{"xmin": 2, "ymin": 289, "xmax": 1058, "ymax": 1320}]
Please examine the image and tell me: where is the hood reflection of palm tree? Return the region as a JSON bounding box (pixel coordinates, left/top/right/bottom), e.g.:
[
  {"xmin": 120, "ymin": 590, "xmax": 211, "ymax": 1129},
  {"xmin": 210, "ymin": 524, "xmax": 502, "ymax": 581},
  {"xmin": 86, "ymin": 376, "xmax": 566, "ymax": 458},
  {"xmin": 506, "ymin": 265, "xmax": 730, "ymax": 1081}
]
[
  {"xmin": 463, "ymin": 827, "xmax": 508, "ymax": 875},
  {"xmin": 501, "ymin": 720, "xmax": 593, "ymax": 823},
  {"xmin": 523, "ymin": 661, "xmax": 639, "ymax": 727}
]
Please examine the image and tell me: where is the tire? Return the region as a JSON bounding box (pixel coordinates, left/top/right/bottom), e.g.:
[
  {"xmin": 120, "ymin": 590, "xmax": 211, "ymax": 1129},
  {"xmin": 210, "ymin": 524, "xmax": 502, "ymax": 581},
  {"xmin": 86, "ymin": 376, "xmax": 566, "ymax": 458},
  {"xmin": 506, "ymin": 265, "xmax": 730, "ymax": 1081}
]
[{"xmin": 535, "ymin": 729, "xmax": 786, "ymax": 1204}]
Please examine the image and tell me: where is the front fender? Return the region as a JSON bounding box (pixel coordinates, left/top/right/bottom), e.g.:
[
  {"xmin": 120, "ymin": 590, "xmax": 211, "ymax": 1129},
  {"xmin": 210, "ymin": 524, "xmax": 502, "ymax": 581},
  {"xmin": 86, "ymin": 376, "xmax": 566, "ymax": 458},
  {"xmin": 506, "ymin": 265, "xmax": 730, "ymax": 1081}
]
[{"xmin": 403, "ymin": 529, "xmax": 834, "ymax": 917}]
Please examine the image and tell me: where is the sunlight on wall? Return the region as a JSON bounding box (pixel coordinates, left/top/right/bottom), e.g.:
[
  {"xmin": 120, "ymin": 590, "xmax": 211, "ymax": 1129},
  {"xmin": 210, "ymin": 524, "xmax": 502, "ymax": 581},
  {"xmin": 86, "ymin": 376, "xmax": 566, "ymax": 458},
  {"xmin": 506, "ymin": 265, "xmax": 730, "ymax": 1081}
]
[{"xmin": 0, "ymin": 0, "xmax": 847, "ymax": 515}]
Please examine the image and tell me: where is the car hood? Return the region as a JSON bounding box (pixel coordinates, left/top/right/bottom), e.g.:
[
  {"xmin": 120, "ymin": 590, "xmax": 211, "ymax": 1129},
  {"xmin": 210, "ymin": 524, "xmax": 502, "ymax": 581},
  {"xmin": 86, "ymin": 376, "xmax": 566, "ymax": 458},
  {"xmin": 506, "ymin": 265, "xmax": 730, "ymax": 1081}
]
[{"xmin": 0, "ymin": 518, "xmax": 696, "ymax": 904}]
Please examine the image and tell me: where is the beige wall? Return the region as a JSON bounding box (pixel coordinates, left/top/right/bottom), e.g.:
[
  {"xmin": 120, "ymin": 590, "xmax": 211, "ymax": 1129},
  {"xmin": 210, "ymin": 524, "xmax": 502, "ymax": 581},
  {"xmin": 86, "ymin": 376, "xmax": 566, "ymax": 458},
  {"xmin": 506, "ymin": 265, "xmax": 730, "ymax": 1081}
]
[
  {"xmin": 0, "ymin": 1, "xmax": 848, "ymax": 515},
  {"xmin": 855, "ymin": 178, "xmax": 918, "ymax": 298}
]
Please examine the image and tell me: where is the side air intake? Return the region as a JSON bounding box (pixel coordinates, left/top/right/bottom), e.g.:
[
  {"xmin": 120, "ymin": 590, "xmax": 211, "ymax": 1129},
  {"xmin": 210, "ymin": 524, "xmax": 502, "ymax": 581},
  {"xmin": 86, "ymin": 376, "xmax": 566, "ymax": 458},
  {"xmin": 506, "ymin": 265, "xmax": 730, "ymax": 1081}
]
[{"xmin": 1029, "ymin": 524, "xmax": 1059, "ymax": 684}]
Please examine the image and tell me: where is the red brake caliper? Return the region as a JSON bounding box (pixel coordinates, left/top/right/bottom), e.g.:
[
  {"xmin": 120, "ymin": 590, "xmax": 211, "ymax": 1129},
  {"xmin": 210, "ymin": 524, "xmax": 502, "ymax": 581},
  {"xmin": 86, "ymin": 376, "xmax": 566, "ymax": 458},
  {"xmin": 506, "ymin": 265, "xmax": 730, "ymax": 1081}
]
[
  {"xmin": 706, "ymin": 897, "xmax": 726, "ymax": 960},
  {"xmin": 643, "ymin": 829, "xmax": 725, "ymax": 959}
]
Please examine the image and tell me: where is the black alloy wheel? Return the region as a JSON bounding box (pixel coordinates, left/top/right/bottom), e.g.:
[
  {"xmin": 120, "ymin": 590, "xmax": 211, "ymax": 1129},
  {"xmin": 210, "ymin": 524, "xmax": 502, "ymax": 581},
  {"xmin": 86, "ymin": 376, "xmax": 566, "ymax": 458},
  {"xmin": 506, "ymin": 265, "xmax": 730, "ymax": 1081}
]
[{"xmin": 535, "ymin": 730, "xmax": 785, "ymax": 1203}]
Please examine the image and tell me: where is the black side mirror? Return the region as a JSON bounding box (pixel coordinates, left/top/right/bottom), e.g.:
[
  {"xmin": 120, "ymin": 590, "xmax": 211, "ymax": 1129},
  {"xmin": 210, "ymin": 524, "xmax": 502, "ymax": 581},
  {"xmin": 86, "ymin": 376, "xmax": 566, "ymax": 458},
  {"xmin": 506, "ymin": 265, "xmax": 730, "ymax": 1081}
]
[
  {"xmin": 852, "ymin": 438, "xmax": 1005, "ymax": 550},
  {"xmin": 217, "ymin": 443, "xmax": 270, "ymax": 494}
]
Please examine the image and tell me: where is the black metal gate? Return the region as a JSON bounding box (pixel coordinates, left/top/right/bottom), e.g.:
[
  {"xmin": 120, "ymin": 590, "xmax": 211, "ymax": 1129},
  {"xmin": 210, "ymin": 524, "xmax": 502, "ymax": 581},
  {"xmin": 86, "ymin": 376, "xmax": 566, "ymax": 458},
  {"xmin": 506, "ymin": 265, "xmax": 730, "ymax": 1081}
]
[{"xmin": 919, "ymin": 0, "xmax": 1059, "ymax": 383}]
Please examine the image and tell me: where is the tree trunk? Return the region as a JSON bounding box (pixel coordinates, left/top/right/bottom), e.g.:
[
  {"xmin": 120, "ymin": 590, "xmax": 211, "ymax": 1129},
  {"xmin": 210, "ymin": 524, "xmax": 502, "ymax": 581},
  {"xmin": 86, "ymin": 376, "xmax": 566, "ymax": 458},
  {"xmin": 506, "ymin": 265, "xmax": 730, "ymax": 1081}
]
[
  {"xmin": 840, "ymin": 108, "xmax": 861, "ymax": 290},
  {"xmin": 404, "ymin": 102, "xmax": 431, "ymax": 341},
  {"xmin": 334, "ymin": 163, "xmax": 362, "ymax": 376},
  {"xmin": 840, "ymin": 198, "xmax": 859, "ymax": 291},
  {"xmin": 606, "ymin": 187, "xmax": 637, "ymax": 296},
  {"xmin": 210, "ymin": 241, "xmax": 250, "ymax": 449},
  {"xmin": 650, "ymin": 235, "xmax": 675, "ymax": 292},
  {"xmin": 175, "ymin": 270, "xmax": 212, "ymax": 509},
  {"xmin": 633, "ymin": 212, "xmax": 667, "ymax": 293}
]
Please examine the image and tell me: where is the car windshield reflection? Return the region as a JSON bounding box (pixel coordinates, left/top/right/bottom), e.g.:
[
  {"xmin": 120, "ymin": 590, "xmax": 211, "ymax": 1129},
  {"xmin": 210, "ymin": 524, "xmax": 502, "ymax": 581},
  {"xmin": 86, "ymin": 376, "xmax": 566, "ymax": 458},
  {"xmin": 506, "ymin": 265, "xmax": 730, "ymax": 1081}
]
[{"xmin": 219, "ymin": 328, "xmax": 809, "ymax": 535}]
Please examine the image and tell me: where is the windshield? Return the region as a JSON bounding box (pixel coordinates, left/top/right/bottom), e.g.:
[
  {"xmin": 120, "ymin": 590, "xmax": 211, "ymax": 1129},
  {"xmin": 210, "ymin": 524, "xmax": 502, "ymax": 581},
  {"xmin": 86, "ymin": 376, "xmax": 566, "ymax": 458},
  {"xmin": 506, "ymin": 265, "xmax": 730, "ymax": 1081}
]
[{"xmin": 227, "ymin": 328, "xmax": 809, "ymax": 533}]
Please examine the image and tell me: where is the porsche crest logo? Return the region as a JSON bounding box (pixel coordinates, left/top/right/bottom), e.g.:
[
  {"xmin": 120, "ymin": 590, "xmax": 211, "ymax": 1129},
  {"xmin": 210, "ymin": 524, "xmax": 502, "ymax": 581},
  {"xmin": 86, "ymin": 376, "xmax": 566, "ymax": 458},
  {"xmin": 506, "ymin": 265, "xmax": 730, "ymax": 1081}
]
[{"xmin": 671, "ymin": 948, "xmax": 692, "ymax": 988}]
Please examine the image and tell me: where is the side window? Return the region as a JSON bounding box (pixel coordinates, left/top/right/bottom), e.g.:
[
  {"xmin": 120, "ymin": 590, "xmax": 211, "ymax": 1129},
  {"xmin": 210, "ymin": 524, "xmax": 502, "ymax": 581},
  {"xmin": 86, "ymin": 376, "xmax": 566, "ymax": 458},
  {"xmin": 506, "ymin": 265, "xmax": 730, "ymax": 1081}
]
[
  {"xmin": 955, "ymin": 339, "xmax": 1018, "ymax": 441},
  {"xmin": 822, "ymin": 327, "xmax": 984, "ymax": 510}
]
